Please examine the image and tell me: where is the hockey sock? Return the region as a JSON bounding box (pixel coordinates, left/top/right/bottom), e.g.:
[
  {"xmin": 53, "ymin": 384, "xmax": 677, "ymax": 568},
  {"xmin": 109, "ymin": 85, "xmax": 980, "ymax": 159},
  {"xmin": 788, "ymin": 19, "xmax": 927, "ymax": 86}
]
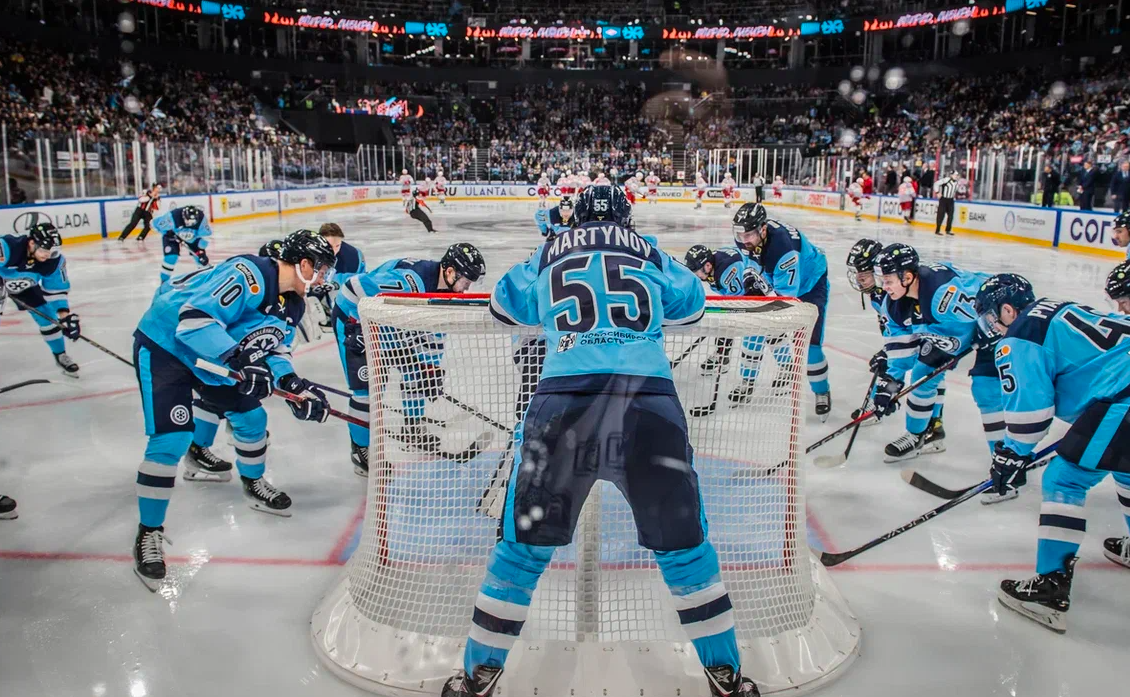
[
  {"xmin": 192, "ymin": 401, "xmax": 222, "ymax": 448},
  {"xmin": 230, "ymin": 408, "xmax": 268, "ymax": 479},
  {"xmin": 807, "ymin": 345, "xmax": 829, "ymax": 395},
  {"xmin": 137, "ymin": 431, "xmax": 193, "ymax": 527},
  {"xmin": 348, "ymin": 391, "xmax": 370, "ymax": 447},
  {"xmin": 159, "ymin": 253, "xmax": 178, "ymax": 283},
  {"xmin": 932, "ymin": 386, "xmax": 946, "ymax": 419},
  {"xmin": 1116, "ymin": 476, "xmax": 1130, "ymax": 535},
  {"xmin": 463, "ymin": 540, "xmax": 553, "ymax": 675},
  {"xmin": 29, "ymin": 306, "xmax": 66, "ymax": 354},
  {"xmin": 905, "ymin": 392, "xmax": 937, "ymax": 435},
  {"xmin": 1035, "ymin": 459, "xmax": 1106, "ymax": 574},
  {"xmin": 655, "ymin": 541, "xmax": 740, "ymax": 671}
]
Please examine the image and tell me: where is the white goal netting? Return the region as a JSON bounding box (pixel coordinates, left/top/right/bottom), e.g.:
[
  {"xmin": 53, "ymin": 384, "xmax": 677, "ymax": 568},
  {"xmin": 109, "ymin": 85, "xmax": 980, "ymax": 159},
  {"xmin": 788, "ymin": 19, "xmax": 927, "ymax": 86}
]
[{"xmin": 311, "ymin": 295, "xmax": 860, "ymax": 696}]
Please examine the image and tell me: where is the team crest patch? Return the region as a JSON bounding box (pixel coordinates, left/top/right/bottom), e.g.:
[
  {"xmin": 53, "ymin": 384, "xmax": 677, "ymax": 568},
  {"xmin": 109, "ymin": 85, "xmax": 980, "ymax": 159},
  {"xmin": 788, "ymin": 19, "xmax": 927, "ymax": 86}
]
[
  {"xmin": 234, "ymin": 262, "xmax": 261, "ymax": 294},
  {"xmin": 237, "ymin": 326, "xmax": 284, "ymax": 364},
  {"xmin": 358, "ymin": 366, "xmax": 369, "ymax": 382},
  {"xmin": 170, "ymin": 405, "xmax": 191, "ymax": 426},
  {"xmin": 557, "ymin": 333, "xmax": 577, "ymax": 353},
  {"xmin": 995, "ymin": 344, "xmax": 1011, "ymax": 360}
]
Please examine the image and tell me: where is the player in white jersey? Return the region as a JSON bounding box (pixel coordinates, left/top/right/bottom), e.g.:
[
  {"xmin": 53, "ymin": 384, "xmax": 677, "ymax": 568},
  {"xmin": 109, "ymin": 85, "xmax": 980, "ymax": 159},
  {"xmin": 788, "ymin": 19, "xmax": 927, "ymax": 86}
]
[
  {"xmin": 898, "ymin": 176, "xmax": 916, "ymax": 223},
  {"xmin": 577, "ymin": 171, "xmax": 592, "ymax": 191},
  {"xmin": 645, "ymin": 171, "xmax": 659, "ymax": 204},
  {"xmin": 771, "ymin": 175, "xmax": 784, "ymax": 200},
  {"xmin": 694, "ymin": 171, "xmax": 707, "ymax": 209},
  {"xmin": 593, "ymin": 170, "xmax": 611, "ymax": 186},
  {"xmin": 536, "ymin": 172, "xmax": 551, "ymax": 208},
  {"xmin": 399, "ymin": 170, "xmax": 414, "ymax": 207},
  {"xmin": 847, "ymin": 178, "xmax": 865, "ymax": 221},
  {"xmin": 434, "ymin": 168, "xmax": 448, "ymax": 205},
  {"xmin": 422, "ymin": 176, "xmax": 434, "ymax": 197},
  {"xmin": 624, "ymin": 173, "xmax": 641, "ymax": 205},
  {"xmin": 721, "ymin": 172, "xmax": 736, "ymax": 209},
  {"xmin": 556, "ymin": 170, "xmax": 575, "ymax": 201}
]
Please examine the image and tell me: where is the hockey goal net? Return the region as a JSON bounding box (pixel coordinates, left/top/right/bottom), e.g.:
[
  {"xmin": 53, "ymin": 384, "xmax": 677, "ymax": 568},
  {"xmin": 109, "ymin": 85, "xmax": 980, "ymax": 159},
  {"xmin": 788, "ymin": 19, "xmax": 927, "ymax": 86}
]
[{"xmin": 311, "ymin": 294, "xmax": 859, "ymax": 696}]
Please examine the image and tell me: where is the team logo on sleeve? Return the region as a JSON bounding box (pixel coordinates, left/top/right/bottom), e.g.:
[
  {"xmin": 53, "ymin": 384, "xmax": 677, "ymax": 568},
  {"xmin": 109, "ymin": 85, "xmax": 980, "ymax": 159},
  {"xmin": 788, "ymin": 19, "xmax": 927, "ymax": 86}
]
[
  {"xmin": 237, "ymin": 326, "xmax": 285, "ymax": 364},
  {"xmin": 234, "ymin": 262, "xmax": 261, "ymax": 294},
  {"xmin": 557, "ymin": 333, "xmax": 577, "ymax": 353},
  {"xmin": 995, "ymin": 344, "xmax": 1011, "ymax": 360},
  {"xmin": 4, "ymin": 278, "xmax": 35, "ymax": 294}
]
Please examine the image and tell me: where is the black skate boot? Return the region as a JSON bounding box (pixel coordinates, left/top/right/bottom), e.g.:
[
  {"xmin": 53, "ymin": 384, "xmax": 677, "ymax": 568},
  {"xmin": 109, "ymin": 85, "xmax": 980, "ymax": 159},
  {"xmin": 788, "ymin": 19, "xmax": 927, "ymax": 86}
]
[
  {"xmin": 815, "ymin": 392, "xmax": 832, "ymax": 423},
  {"xmin": 134, "ymin": 524, "xmax": 170, "ymax": 592},
  {"xmin": 921, "ymin": 417, "xmax": 947, "ymax": 455},
  {"xmin": 728, "ymin": 380, "xmax": 756, "ymax": 405},
  {"xmin": 884, "ymin": 431, "xmax": 926, "ymax": 463},
  {"xmin": 182, "ymin": 443, "xmax": 233, "ymax": 482},
  {"xmin": 351, "ymin": 441, "xmax": 369, "ymax": 478},
  {"xmin": 54, "ymin": 352, "xmax": 80, "ymax": 378},
  {"xmin": 699, "ymin": 352, "xmax": 731, "ymax": 376},
  {"xmin": 1103, "ymin": 537, "xmax": 1130, "ymax": 570},
  {"xmin": 998, "ymin": 556, "xmax": 1076, "ymax": 633},
  {"xmin": 440, "ymin": 666, "xmax": 503, "ymax": 697},
  {"xmin": 399, "ymin": 423, "xmax": 442, "ymax": 452},
  {"xmin": 704, "ymin": 665, "xmax": 761, "ymax": 696},
  {"xmin": 241, "ymin": 476, "xmax": 292, "ymax": 517},
  {"xmin": 0, "ymin": 495, "xmax": 17, "ymax": 520},
  {"xmin": 850, "ymin": 398, "xmax": 879, "ymax": 427}
]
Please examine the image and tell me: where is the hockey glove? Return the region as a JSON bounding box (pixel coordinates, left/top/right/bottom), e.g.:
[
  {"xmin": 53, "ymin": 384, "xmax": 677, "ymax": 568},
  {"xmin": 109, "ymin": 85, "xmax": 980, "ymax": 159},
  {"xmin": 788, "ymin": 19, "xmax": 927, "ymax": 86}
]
[
  {"xmin": 918, "ymin": 338, "xmax": 957, "ymax": 369},
  {"xmin": 742, "ymin": 267, "xmax": 773, "ymax": 297},
  {"xmin": 281, "ymin": 379, "xmax": 330, "ymax": 423},
  {"xmin": 990, "ymin": 444, "xmax": 1031, "ymax": 495},
  {"xmin": 59, "ymin": 313, "xmax": 81, "ymax": 340},
  {"xmin": 308, "ymin": 281, "xmax": 339, "ymax": 301},
  {"xmin": 871, "ymin": 373, "xmax": 904, "ymax": 418},
  {"xmin": 344, "ymin": 322, "xmax": 366, "ymax": 356},
  {"xmin": 191, "ymin": 246, "xmax": 209, "ymax": 266},
  {"xmin": 868, "ymin": 349, "xmax": 888, "ymax": 376},
  {"xmin": 235, "ymin": 364, "xmax": 273, "ymax": 401}
]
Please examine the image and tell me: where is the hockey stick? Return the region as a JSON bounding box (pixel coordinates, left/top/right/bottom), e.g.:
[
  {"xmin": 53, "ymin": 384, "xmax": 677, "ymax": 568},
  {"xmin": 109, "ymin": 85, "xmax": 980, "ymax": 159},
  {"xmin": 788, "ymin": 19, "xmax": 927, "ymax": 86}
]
[
  {"xmin": 302, "ymin": 378, "xmax": 460, "ymax": 429},
  {"xmin": 689, "ymin": 343, "xmax": 730, "ymax": 417},
  {"xmin": 820, "ymin": 441, "xmax": 1059, "ymax": 567},
  {"xmin": 901, "ymin": 452, "xmax": 1054, "ymax": 500},
  {"xmin": 669, "ymin": 336, "xmax": 706, "ymax": 370},
  {"xmin": 0, "ymin": 379, "xmax": 52, "ymax": 395},
  {"xmin": 812, "ymin": 373, "xmax": 879, "ymax": 468},
  {"xmin": 13, "ymin": 298, "xmax": 135, "ymax": 369},
  {"xmin": 477, "ymin": 431, "xmax": 514, "ymax": 519},
  {"xmin": 807, "ymin": 347, "xmax": 973, "ymax": 460},
  {"xmin": 442, "ymin": 392, "xmax": 514, "ymax": 435}
]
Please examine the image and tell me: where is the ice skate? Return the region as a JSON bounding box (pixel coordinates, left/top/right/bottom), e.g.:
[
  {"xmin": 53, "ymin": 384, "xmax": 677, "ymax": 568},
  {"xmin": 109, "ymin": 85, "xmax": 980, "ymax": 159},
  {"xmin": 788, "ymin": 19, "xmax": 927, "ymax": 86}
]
[
  {"xmin": 1102, "ymin": 537, "xmax": 1130, "ymax": 570},
  {"xmin": 54, "ymin": 352, "xmax": 79, "ymax": 378},
  {"xmin": 884, "ymin": 431, "xmax": 926, "ymax": 463},
  {"xmin": 182, "ymin": 443, "xmax": 233, "ymax": 482},
  {"xmin": 440, "ymin": 666, "xmax": 502, "ymax": 697},
  {"xmin": 241, "ymin": 476, "xmax": 292, "ymax": 517},
  {"xmin": 0, "ymin": 495, "xmax": 17, "ymax": 520},
  {"xmin": 998, "ymin": 557, "xmax": 1076, "ymax": 633},
  {"xmin": 921, "ymin": 417, "xmax": 946, "ymax": 454},
  {"xmin": 133, "ymin": 524, "xmax": 170, "ymax": 592},
  {"xmin": 705, "ymin": 665, "xmax": 760, "ymax": 696},
  {"xmin": 815, "ymin": 392, "xmax": 832, "ymax": 423},
  {"xmin": 699, "ymin": 352, "xmax": 731, "ymax": 376}
]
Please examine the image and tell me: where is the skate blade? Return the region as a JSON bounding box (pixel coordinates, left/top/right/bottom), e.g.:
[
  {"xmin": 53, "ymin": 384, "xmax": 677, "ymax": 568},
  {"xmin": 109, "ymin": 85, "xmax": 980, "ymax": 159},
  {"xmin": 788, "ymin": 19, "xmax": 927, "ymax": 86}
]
[
  {"xmin": 1103, "ymin": 549, "xmax": 1130, "ymax": 570},
  {"xmin": 883, "ymin": 450, "xmax": 921, "ymax": 464},
  {"xmin": 245, "ymin": 496, "xmax": 293, "ymax": 517},
  {"xmin": 0, "ymin": 510, "xmax": 18, "ymax": 520},
  {"xmin": 134, "ymin": 568, "xmax": 164, "ymax": 593},
  {"xmin": 59, "ymin": 369, "xmax": 80, "ymax": 379},
  {"xmin": 353, "ymin": 464, "xmax": 370, "ymax": 478},
  {"xmin": 980, "ymin": 488, "xmax": 1019, "ymax": 505},
  {"xmin": 997, "ymin": 593, "xmax": 1066, "ymax": 633},
  {"xmin": 182, "ymin": 468, "xmax": 232, "ymax": 483},
  {"xmin": 920, "ymin": 441, "xmax": 947, "ymax": 455}
]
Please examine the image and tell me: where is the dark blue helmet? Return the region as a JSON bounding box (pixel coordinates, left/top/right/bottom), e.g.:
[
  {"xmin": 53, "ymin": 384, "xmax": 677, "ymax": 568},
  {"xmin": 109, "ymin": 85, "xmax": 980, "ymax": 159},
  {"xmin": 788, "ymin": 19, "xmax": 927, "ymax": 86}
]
[
  {"xmin": 574, "ymin": 184, "xmax": 632, "ymax": 227},
  {"xmin": 874, "ymin": 243, "xmax": 919, "ymax": 276},
  {"xmin": 974, "ymin": 273, "xmax": 1036, "ymax": 340},
  {"xmin": 280, "ymin": 229, "xmax": 336, "ymax": 271},
  {"xmin": 1107, "ymin": 261, "xmax": 1130, "ymax": 300},
  {"xmin": 180, "ymin": 205, "xmax": 204, "ymax": 228},
  {"xmin": 684, "ymin": 244, "xmax": 713, "ymax": 273},
  {"xmin": 846, "ymin": 238, "xmax": 884, "ymax": 291},
  {"xmin": 28, "ymin": 222, "xmax": 62, "ymax": 253},
  {"xmin": 1115, "ymin": 211, "xmax": 1130, "ymax": 231},
  {"xmin": 441, "ymin": 242, "xmax": 486, "ymax": 282}
]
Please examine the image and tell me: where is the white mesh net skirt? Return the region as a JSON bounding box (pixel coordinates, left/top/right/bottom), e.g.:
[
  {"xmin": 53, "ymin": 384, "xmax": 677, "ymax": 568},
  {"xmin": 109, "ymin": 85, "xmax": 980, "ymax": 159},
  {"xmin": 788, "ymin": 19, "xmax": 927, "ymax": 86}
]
[{"xmin": 311, "ymin": 295, "xmax": 860, "ymax": 696}]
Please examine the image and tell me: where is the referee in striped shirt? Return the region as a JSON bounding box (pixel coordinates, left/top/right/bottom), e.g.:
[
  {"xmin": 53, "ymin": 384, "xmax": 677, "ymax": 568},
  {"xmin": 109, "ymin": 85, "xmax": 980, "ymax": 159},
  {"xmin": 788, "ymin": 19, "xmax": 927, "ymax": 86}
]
[
  {"xmin": 117, "ymin": 183, "xmax": 162, "ymax": 243},
  {"xmin": 934, "ymin": 171, "xmax": 958, "ymax": 236}
]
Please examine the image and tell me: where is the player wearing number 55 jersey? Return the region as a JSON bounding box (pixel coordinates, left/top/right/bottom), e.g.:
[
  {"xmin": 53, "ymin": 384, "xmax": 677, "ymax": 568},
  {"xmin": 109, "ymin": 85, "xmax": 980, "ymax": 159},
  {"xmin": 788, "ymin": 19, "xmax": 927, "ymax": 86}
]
[
  {"xmin": 731, "ymin": 202, "xmax": 832, "ymax": 420},
  {"xmin": 455, "ymin": 185, "xmax": 759, "ymax": 697},
  {"xmin": 332, "ymin": 244, "xmax": 486, "ymax": 475},
  {"xmin": 975, "ymin": 273, "xmax": 1130, "ymax": 633}
]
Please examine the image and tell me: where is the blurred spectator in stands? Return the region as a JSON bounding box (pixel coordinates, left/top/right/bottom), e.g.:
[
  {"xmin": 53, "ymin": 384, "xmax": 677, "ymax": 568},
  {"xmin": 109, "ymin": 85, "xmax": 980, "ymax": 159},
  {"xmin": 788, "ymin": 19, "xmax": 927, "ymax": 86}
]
[
  {"xmin": 1040, "ymin": 164, "xmax": 1060, "ymax": 208},
  {"xmin": 8, "ymin": 177, "xmax": 28, "ymax": 204},
  {"xmin": 1109, "ymin": 161, "xmax": 1130, "ymax": 213},
  {"xmin": 1077, "ymin": 160, "xmax": 1096, "ymax": 210}
]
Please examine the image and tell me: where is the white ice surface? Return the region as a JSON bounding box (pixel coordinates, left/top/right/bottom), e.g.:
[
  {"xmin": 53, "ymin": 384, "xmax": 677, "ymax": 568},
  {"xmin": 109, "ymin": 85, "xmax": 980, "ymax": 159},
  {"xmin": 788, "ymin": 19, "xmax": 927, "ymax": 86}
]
[{"xmin": 1, "ymin": 200, "xmax": 1127, "ymax": 697}]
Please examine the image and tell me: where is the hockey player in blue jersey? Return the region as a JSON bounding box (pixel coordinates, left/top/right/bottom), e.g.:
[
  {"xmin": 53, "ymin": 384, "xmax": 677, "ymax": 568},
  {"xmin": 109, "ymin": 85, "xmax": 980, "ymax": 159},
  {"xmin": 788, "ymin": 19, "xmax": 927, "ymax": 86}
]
[
  {"xmin": 154, "ymin": 205, "xmax": 212, "ymax": 282},
  {"xmin": 975, "ymin": 274, "xmax": 1130, "ymax": 632},
  {"xmin": 872, "ymin": 243, "xmax": 1001, "ymax": 467},
  {"xmin": 444, "ymin": 185, "xmax": 759, "ymax": 697},
  {"xmin": 1111, "ymin": 211, "xmax": 1130, "ymax": 259},
  {"xmin": 0, "ymin": 222, "xmax": 81, "ymax": 376},
  {"xmin": 845, "ymin": 239, "xmax": 946, "ymax": 447},
  {"xmin": 181, "ymin": 240, "xmax": 313, "ymax": 496},
  {"xmin": 130, "ymin": 230, "xmax": 336, "ymax": 591},
  {"xmin": 332, "ymin": 242, "xmax": 486, "ymax": 476},
  {"xmin": 307, "ymin": 222, "xmax": 368, "ymax": 332},
  {"xmin": 534, "ymin": 198, "xmax": 574, "ymax": 237},
  {"xmin": 730, "ymin": 202, "xmax": 832, "ymax": 420},
  {"xmin": 1108, "ymin": 260, "xmax": 1130, "ymax": 315}
]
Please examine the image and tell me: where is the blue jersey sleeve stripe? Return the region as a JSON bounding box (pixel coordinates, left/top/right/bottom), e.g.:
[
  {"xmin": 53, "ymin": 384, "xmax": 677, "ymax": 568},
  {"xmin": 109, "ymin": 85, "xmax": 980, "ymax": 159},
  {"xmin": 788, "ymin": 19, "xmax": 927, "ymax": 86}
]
[
  {"xmin": 662, "ymin": 303, "xmax": 704, "ymax": 326},
  {"xmin": 489, "ymin": 295, "xmax": 522, "ymax": 326}
]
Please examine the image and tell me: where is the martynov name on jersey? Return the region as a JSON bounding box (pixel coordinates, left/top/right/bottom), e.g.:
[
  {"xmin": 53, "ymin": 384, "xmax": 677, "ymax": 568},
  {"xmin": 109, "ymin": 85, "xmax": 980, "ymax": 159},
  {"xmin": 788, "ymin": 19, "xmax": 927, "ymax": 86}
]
[{"xmin": 543, "ymin": 225, "xmax": 655, "ymax": 265}]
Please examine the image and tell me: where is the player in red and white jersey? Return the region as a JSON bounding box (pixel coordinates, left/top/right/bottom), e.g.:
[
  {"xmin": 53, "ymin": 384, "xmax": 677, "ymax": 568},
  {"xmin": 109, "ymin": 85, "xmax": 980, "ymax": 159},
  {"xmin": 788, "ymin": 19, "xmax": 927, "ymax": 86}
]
[
  {"xmin": 399, "ymin": 170, "xmax": 414, "ymax": 206},
  {"xmin": 434, "ymin": 168, "xmax": 448, "ymax": 205},
  {"xmin": 556, "ymin": 170, "xmax": 576, "ymax": 201},
  {"xmin": 422, "ymin": 176, "xmax": 434, "ymax": 197},
  {"xmin": 593, "ymin": 171, "xmax": 611, "ymax": 186},
  {"xmin": 897, "ymin": 176, "xmax": 916, "ymax": 223},
  {"xmin": 624, "ymin": 174, "xmax": 641, "ymax": 205},
  {"xmin": 721, "ymin": 171, "xmax": 736, "ymax": 209},
  {"xmin": 847, "ymin": 177, "xmax": 865, "ymax": 221},
  {"xmin": 577, "ymin": 171, "xmax": 592, "ymax": 192},
  {"xmin": 694, "ymin": 171, "xmax": 707, "ymax": 209},
  {"xmin": 645, "ymin": 171, "xmax": 659, "ymax": 204},
  {"xmin": 772, "ymin": 175, "xmax": 784, "ymax": 200},
  {"xmin": 536, "ymin": 172, "xmax": 551, "ymax": 208}
]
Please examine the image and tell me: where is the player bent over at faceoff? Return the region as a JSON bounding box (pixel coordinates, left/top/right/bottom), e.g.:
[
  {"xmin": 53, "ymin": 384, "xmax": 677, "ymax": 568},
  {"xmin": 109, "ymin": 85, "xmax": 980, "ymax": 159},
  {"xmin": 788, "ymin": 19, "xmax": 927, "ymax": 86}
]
[{"xmin": 443, "ymin": 184, "xmax": 759, "ymax": 697}]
